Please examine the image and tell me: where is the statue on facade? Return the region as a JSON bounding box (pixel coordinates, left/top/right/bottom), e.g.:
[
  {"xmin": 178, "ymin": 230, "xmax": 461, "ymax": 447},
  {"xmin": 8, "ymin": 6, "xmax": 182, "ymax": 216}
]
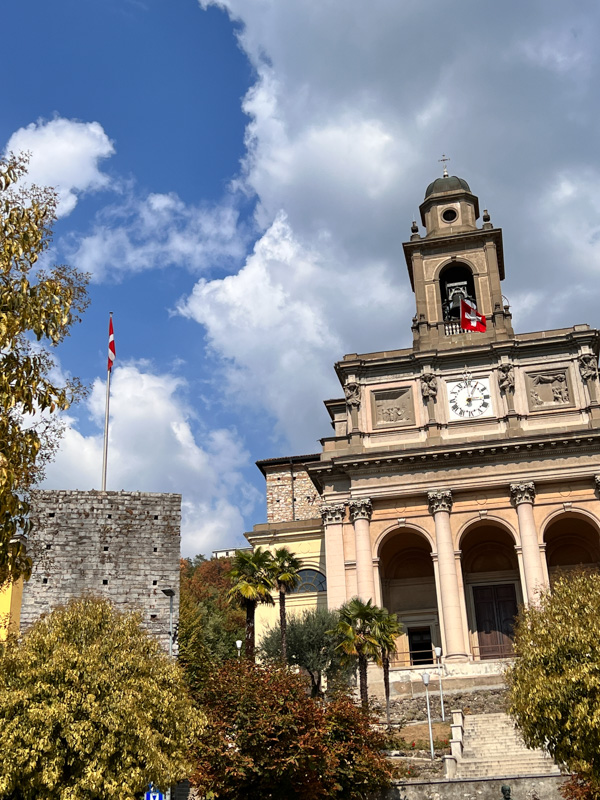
[
  {"xmin": 579, "ymin": 353, "xmax": 599, "ymax": 383},
  {"xmin": 420, "ymin": 373, "xmax": 438, "ymax": 400},
  {"xmin": 498, "ymin": 363, "xmax": 515, "ymax": 393},
  {"xmin": 344, "ymin": 381, "xmax": 361, "ymax": 408}
]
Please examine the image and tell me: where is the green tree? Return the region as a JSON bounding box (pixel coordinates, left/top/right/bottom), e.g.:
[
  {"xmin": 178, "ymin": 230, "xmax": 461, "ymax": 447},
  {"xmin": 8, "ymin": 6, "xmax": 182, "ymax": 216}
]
[
  {"xmin": 268, "ymin": 546, "xmax": 301, "ymax": 661},
  {"xmin": 372, "ymin": 607, "xmax": 402, "ymax": 728},
  {"xmin": 333, "ymin": 597, "xmax": 382, "ymax": 710},
  {"xmin": 191, "ymin": 660, "xmax": 392, "ymax": 799},
  {"xmin": 178, "ymin": 555, "xmax": 244, "ymax": 685},
  {"xmin": 0, "ymin": 153, "xmax": 88, "ymax": 584},
  {"xmin": 260, "ymin": 607, "xmax": 352, "ymax": 696},
  {"xmin": 227, "ymin": 547, "xmax": 274, "ymax": 662},
  {"xmin": 507, "ymin": 571, "xmax": 600, "ymax": 785},
  {"xmin": 0, "ymin": 597, "xmax": 201, "ymax": 800}
]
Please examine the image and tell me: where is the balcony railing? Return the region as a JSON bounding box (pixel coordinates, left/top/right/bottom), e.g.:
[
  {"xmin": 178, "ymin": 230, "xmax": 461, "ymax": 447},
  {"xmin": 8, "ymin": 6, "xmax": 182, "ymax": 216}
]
[{"xmin": 444, "ymin": 321, "xmax": 472, "ymax": 336}]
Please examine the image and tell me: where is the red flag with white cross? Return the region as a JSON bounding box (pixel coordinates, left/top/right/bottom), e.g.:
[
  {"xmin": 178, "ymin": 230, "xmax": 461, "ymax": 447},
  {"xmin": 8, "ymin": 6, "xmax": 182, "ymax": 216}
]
[
  {"xmin": 107, "ymin": 314, "xmax": 116, "ymax": 371},
  {"xmin": 460, "ymin": 298, "xmax": 486, "ymax": 332}
]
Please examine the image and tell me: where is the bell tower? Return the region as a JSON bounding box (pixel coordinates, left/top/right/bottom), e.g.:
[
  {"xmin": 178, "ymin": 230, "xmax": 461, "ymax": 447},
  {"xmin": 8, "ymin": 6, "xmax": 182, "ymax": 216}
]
[{"xmin": 403, "ymin": 172, "xmax": 514, "ymax": 352}]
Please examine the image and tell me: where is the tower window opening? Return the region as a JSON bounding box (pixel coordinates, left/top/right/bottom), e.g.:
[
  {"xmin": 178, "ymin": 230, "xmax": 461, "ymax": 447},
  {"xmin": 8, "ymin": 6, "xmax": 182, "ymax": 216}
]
[
  {"xmin": 440, "ymin": 263, "xmax": 477, "ymax": 321},
  {"xmin": 442, "ymin": 207, "xmax": 458, "ymax": 223}
]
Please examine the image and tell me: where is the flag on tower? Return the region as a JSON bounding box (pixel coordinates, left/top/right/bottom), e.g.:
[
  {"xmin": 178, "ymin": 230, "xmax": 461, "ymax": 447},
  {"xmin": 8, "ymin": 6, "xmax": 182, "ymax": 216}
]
[
  {"xmin": 460, "ymin": 298, "xmax": 486, "ymax": 332},
  {"xmin": 107, "ymin": 314, "xmax": 116, "ymax": 371}
]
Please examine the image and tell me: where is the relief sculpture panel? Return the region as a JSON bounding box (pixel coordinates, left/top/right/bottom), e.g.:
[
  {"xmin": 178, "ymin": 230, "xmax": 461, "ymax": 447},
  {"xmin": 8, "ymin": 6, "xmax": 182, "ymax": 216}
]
[
  {"xmin": 525, "ymin": 368, "xmax": 573, "ymax": 411},
  {"xmin": 370, "ymin": 387, "xmax": 415, "ymax": 428}
]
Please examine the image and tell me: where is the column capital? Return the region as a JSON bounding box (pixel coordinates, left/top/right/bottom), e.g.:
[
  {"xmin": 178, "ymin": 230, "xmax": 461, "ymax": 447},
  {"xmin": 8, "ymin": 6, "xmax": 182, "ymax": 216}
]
[
  {"xmin": 349, "ymin": 498, "xmax": 372, "ymax": 522},
  {"xmin": 428, "ymin": 489, "xmax": 453, "ymax": 515},
  {"xmin": 510, "ymin": 481, "xmax": 536, "ymax": 506},
  {"xmin": 321, "ymin": 503, "xmax": 346, "ymax": 524}
]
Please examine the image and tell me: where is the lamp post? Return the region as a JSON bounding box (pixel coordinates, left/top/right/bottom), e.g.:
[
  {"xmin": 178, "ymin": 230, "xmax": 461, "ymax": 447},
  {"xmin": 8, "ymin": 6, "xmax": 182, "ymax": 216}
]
[
  {"xmin": 435, "ymin": 646, "xmax": 445, "ymax": 722},
  {"xmin": 421, "ymin": 672, "xmax": 435, "ymax": 761},
  {"xmin": 161, "ymin": 588, "xmax": 175, "ymax": 658},
  {"xmin": 236, "ymin": 639, "xmax": 242, "ymax": 659}
]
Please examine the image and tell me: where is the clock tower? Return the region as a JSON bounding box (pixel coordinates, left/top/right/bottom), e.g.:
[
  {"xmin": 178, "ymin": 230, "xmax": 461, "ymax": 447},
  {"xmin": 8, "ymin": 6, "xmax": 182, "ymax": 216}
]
[{"xmin": 248, "ymin": 171, "xmax": 600, "ymax": 691}]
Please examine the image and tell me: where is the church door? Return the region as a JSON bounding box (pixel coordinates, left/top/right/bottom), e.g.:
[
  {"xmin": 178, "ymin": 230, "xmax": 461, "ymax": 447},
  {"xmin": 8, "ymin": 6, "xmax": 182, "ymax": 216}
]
[{"xmin": 472, "ymin": 584, "xmax": 518, "ymax": 659}]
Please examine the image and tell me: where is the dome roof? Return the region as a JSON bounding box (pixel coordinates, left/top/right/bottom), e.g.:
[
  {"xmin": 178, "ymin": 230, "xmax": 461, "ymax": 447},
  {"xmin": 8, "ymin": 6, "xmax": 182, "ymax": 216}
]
[{"xmin": 425, "ymin": 175, "xmax": 471, "ymax": 199}]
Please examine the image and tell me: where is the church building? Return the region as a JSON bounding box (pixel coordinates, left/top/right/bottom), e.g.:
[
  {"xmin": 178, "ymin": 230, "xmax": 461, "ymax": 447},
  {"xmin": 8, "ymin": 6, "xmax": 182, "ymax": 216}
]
[{"xmin": 247, "ymin": 171, "xmax": 600, "ymax": 687}]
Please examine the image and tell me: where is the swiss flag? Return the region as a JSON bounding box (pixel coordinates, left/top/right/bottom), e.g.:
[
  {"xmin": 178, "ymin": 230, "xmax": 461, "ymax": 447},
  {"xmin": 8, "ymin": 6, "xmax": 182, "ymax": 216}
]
[
  {"xmin": 107, "ymin": 314, "xmax": 116, "ymax": 371},
  {"xmin": 460, "ymin": 298, "xmax": 486, "ymax": 332}
]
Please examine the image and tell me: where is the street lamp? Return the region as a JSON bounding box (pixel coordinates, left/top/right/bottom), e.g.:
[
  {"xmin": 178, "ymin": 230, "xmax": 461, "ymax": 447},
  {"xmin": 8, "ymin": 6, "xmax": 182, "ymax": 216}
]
[
  {"xmin": 161, "ymin": 588, "xmax": 175, "ymax": 658},
  {"xmin": 421, "ymin": 672, "xmax": 435, "ymax": 761},
  {"xmin": 435, "ymin": 646, "xmax": 445, "ymax": 722},
  {"xmin": 236, "ymin": 639, "xmax": 243, "ymax": 659}
]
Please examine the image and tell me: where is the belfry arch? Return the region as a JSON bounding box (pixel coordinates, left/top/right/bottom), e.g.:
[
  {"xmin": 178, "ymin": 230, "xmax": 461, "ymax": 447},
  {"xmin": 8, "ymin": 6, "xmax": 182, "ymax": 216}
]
[
  {"xmin": 543, "ymin": 512, "xmax": 600, "ymax": 582},
  {"xmin": 439, "ymin": 262, "xmax": 477, "ymax": 322},
  {"xmin": 379, "ymin": 528, "xmax": 439, "ymax": 666},
  {"xmin": 460, "ymin": 522, "xmax": 523, "ymax": 660}
]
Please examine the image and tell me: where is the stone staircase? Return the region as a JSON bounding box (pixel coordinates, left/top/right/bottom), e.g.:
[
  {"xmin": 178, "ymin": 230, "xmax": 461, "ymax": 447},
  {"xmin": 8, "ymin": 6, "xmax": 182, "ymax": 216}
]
[{"xmin": 448, "ymin": 711, "xmax": 561, "ymax": 779}]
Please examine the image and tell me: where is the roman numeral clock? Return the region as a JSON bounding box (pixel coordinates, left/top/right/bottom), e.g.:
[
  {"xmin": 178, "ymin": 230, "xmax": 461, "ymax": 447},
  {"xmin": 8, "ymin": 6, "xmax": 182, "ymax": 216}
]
[{"xmin": 446, "ymin": 372, "xmax": 493, "ymax": 420}]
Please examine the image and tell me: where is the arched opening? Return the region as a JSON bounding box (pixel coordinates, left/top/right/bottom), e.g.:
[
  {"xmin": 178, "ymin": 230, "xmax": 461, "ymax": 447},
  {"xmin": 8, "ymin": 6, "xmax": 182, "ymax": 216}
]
[
  {"xmin": 439, "ymin": 262, "xmax": 477, "ymax": 322},
  {"xmin": 379, "ymin": 530, "xmax": 439, "ymax": 667},
  {"xmin": 544, "ymin": 514, "xmax": 600, "ymax": 584},
  {"xmin": 460, "ymin": 523, "xmax": 523, "ymax": 661}
]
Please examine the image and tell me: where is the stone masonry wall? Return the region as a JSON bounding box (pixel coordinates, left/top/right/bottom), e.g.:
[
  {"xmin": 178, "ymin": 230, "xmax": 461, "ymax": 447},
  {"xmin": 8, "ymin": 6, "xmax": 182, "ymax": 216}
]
[
  {"xmin": 21, "ymin": 490, "xmax": 181, "ymax": 652},
  {"xmin": 265, "ymin": 464, "xmax": 320, "ymax": 523}
]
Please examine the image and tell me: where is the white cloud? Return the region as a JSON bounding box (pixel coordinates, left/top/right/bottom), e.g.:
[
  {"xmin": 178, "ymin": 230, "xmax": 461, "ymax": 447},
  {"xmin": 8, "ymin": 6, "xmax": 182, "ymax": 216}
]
[
  {"xmin": 178, "ymin": 212, "xmax": 408, "ymax": 449},
  {"xmin": 43, "ymin": 363, "xmax": 259, "ymax": 556},
  {"xmin": 63, "ymin": 191, "xmax": 246, "ymax": 281},
  {"xmin": 5, "ymin": 117, "xmax": 115, "ymax": 216}
]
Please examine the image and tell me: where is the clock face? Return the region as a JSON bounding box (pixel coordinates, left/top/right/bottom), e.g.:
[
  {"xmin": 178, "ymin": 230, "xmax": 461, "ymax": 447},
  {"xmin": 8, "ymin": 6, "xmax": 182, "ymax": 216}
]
[{"xmin": 447, "ymin": 377, "xmax": 493, "ymax": 420}]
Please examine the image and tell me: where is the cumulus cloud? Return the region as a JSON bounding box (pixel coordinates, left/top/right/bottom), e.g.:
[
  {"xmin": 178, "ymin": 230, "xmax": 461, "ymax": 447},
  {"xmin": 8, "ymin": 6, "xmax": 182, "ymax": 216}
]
[
  {"xmin": 43, "ymin": 363, "xmax": 259, "ymax": 556},
  {"xmin": 63, "ymin": 191, "xmax": 246, "ymax": 281},
  {"xmin": 5, "ymin": 117, "xmax": 115, "ymax": 216}
]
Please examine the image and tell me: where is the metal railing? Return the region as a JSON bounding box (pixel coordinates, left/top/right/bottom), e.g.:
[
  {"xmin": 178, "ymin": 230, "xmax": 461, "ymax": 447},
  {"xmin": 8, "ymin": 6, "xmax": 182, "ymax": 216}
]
[
  {"xmin": 389, "ymin": 648, "xmax": 436, "ymax": 668},
  {"xmin": 470, "ymin": 642, "xmax": 514, "ymax": 660}
]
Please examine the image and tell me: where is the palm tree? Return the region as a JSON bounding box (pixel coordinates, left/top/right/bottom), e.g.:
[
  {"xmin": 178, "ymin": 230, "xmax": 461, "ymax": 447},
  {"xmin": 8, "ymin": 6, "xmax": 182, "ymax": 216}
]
[
  {"xmin": 268, "ymin": 547, "xmax": 302, "ymax": 662},
  {"xmin": 372, "ymin": 608, "xmax": 402, "ymax": 728},
  {"xmin": 333, "ymin": 597, "xmax": 382, "ymax": 710},
  {"xmin": 227, "ymin": 547, "xmax": 274, "ymax": 662}
]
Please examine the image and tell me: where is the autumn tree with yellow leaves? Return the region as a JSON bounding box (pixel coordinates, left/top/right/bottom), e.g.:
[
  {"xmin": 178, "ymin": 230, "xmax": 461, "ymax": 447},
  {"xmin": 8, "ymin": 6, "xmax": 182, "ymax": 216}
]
[
  {"xmin": 0, "ymin": 153, "xmax": 88, "ymax": 584},
  {"xmin": 0, "ymin": 598, "xmax": 201, "ymax": 800}
]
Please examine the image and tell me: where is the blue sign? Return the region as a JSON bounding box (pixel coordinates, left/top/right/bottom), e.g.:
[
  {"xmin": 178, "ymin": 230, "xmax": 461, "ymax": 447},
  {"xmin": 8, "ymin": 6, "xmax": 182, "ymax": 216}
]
[{"xmin": 145, "ymin": 784, "xmax": 164, "ymax": 800}]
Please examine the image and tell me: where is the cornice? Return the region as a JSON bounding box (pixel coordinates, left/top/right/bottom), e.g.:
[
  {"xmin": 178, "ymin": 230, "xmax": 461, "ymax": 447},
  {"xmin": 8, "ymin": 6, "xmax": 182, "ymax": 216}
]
[{"xmin": 307, "ymin": 428, "xmax": 600, "ymax": 485}]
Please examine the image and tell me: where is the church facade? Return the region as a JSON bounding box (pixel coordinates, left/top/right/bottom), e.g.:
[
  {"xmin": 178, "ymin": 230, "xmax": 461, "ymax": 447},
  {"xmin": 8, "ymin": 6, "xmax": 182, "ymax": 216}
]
[{"xmin": 247, "ymin": 173, "xmax": 600, "ymax": 683}]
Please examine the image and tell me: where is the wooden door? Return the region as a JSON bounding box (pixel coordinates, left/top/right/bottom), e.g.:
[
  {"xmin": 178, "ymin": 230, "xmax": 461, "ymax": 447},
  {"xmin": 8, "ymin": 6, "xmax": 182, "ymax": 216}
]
[{"xmin": 472, "ymin": 584, "xmax": 518, "ymax": 659}]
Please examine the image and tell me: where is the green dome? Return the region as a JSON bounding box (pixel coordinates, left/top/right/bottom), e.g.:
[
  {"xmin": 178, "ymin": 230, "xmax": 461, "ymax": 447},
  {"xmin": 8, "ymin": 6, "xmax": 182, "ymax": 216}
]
[{"xmin": 425, "ymin": 175, "xmax": 471, "ymax": 199}]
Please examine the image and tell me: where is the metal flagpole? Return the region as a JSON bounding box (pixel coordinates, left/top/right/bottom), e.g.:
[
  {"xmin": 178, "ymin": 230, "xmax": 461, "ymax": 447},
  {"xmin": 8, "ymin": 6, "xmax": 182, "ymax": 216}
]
[{"xmin": 101, "ymin": 312, "xmax": 115, "ymax": 491}]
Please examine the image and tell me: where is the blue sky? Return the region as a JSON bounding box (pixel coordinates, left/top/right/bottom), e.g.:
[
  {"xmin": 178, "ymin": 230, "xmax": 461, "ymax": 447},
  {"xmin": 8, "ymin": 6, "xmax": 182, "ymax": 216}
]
[{"xmin": 5, "ymin": 0, "xmax": 600, "ymax": 556}]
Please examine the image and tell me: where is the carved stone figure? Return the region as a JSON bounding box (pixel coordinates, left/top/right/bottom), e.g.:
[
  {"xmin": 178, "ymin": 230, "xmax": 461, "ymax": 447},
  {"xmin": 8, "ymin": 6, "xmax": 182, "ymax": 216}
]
[
  {"xmin": 527, "ymin": 370, "xmax": 570, "ymax": 407},
  {"xmin": 579, "ymin": 353, "xmax": 599, "ymax": 382},
  {"xmin": 320, "ymin": 504, "xmax": 346, "ymax": 525},
  {"xmin": 501, "ymin": 786, "xmax": 512, "ymax": 800},
  {"xmin": 421, "ymin": 373, "xmax": 438, "ymax": 400},
  {"xmin": 510, "ymin": 482, "xmax": 536, "ymax": 505},
  {"xmin": 595, "ymin": 476, "xmax": 600, "ymax": 496},
  {"xmin": 349, "ymin": 498, "xmax": 373, "ymax": 522},
  {"xmin": 498, "ymin": 363, "xmax": 515, "ymax": 393},
  {"xmin": 427, "ymin": 490, "xmax": 453, "ymax": 515},
  {"xmin": 344, "ymin": 381, "xmax": 361, "ymax": 408}
]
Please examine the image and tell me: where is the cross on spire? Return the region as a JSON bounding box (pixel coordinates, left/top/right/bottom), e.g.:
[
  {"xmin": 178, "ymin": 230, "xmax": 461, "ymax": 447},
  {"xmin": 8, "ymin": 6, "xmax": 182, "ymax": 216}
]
[{"xmin": 438, "ymin": 154, "xmax": 450, "ymax": 177}]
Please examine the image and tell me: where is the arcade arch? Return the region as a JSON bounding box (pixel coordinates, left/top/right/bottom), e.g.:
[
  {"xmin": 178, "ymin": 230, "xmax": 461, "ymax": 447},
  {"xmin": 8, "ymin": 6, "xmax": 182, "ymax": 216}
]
[
  {"xmin": 460, "ymin": 522, "xmax": 523, "ymax": 660},
  {"xmin": 543, "ymin": 512, "xmax": 600, "ymax": 582},
  {"xmin": 379, "ymin": 528, "xmax": 440, "ymax": 666}
]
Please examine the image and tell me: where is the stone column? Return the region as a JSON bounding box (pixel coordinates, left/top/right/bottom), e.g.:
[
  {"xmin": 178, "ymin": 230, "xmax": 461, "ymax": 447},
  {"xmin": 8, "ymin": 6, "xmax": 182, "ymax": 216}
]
[
  {"xmin": 349, "ymin": 498, "xmax": 375, "ymax": 603},
  {"xmin": 321, "ymin": 503, "xmax": 347, "ymax": 610},
  {"xmin": 428, "ymin": 490, "xmax": 468, "ymax": 661},
  {"xmin": 510, "ymin": 482, "xmax": 547, "ymax": 603}
]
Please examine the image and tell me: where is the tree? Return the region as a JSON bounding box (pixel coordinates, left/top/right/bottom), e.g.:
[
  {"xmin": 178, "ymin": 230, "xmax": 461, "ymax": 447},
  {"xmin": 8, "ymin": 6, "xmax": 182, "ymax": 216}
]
[
  {"xmin": 260, "ymin": 607, "xmax": 352, "ymax": 696},
  {"xmin": 0, "ymin": 597, "xmax": 201, "ymax": 800},
  {"xmin": 178, "ymin": 555, "xmax": 245, "ymax": 686},
  {"xmin": 190, "ymin": 660, "xmax": 393, "ymax": 799},
  {"xmin": 227, "ymin": 547, "xmax": 274, "ymax": 661},
  {"xmin": 372, "ymin": 607, "xmax": 402, "ymax": 728},
  {"xmin": 0, "ymin": 153, "xmax": 88, "ymax": 584},
  {"xmin": 507, "ymin": 571, "xmax": 600, "ymax": 785},
  {"xmin": 268, "ymin": 546, "xmax": 301, "ymax": 661},
  {"xmin": 333, "ymin": 597, "xmax": 382, "ymax": 710}
]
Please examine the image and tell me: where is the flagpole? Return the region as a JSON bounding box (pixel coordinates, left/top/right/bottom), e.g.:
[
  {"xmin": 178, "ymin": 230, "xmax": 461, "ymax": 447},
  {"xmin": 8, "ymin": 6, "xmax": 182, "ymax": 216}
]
[{"xmin": 101, "ymin": 312, "xmax": 114, "ymax": 491}]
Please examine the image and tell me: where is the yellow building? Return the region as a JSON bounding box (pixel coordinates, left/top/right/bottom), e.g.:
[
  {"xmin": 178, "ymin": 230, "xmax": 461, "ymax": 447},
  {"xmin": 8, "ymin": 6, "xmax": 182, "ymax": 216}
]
[{"xmin": 0, "ymin": 576, "xmax": 23, "ymax": 641}]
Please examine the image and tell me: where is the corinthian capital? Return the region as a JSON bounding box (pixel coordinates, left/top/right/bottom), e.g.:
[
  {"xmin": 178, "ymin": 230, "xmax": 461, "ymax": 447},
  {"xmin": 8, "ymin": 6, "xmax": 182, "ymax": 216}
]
[
  {"xmin": 321, "ymin": 503, "xmax": 346, "ymax": 524},
  {"xmin": 510, "ymin": 481, "xmax": 536, "ymax": 506},
  {"xmin": 427, "ymin": 490, "xmax": 453, "ymax": 515},
  {"xmin": 349, "ymin": 498, "xmax": 372, "ymax": 522}
]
